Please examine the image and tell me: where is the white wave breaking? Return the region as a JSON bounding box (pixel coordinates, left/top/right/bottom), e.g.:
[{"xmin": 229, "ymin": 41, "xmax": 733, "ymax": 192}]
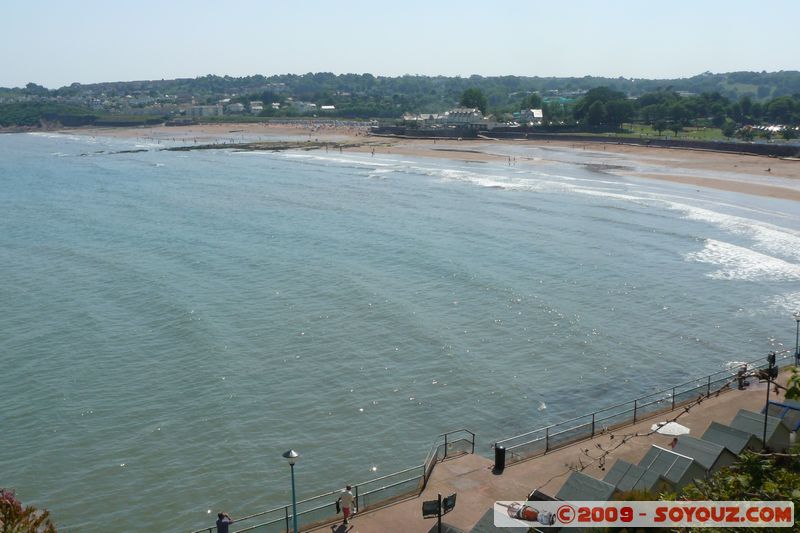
[
  {"xmin": 765, "ymin": 290, "xmax": 800, "ymax": 314},
  {"xmin": 685, "ymin": 239, "xmax": 800, "ymax": 281},
  {"xmin": 275, "ymin": 148, "xmax": 800, "ymax": 277},
  {"xmin": 668, "ymin": 203, "xmax": 800, "ymax": 263}
]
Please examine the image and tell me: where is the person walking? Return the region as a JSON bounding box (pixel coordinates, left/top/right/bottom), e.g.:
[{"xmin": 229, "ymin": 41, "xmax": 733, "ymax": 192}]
[
  {"xmin": 338, "ymin": 485, "xmax": 356, "ymax": 525},
  {"xmin": 216, "ymin": 512, "xmax": 234, "ymax": 533}
]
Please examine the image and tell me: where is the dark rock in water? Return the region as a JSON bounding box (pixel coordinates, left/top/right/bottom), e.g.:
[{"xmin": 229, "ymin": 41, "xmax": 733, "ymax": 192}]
[
  {"xmin": 112, "ymin": 149, "xmax": 148, "ymax": 154},
  {"xmin": 164, "ymin": 140, "xmax": 367, "ymax": 153}
]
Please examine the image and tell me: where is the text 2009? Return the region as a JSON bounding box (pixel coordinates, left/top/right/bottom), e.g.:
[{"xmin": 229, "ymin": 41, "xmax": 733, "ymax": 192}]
[{"xmin": 577, "ymin": 506, "xmax": 633, "ymax": 522}]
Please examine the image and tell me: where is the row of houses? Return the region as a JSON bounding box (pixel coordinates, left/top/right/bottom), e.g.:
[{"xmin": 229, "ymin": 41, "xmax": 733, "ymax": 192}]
[
  {"xmin": 185, "ymin": 99, "xmax": 337, "ymax": 118},
  {"xmin": 401, "ymin": 108, "xmax": 492, "ymax": 129},
  {"xmin": 216, "ymin": 98, "xmax": 267, "ymax": 115},
  {"xmin": 401, "ymin": 107, "xmax": 544, "ymax": 130}
]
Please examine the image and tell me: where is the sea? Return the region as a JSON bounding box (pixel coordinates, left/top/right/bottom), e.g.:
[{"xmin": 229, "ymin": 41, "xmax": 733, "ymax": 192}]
[{"xmin": 1, "ymin": 131, "xmax": 798, "ymax": 531}]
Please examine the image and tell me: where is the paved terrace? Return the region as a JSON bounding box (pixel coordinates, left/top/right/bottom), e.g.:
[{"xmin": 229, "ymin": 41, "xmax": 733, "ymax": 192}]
[{"xmin": 307, "ymin": 372, "xmax": 792, "ymax": 533}]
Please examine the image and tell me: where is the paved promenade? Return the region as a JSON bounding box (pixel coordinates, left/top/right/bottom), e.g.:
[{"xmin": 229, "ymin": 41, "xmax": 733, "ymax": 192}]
[{"xmin": 307, "ymin": 372, "xmax": 790, "ymax": 533}]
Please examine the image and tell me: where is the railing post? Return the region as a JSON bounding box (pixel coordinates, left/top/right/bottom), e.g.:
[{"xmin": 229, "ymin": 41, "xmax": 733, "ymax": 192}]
[
  {"xmin": 633, "ymin": 399, "xmax": 638, "ymax": 422},
  {"xmin": 672, "ymin": 387, "xmax": 675, "ymax": 410},
  {"xmin": 444, "ymin": 433, "xmax": 448, "ymax": 459},
  {"xmin": 591, "ymin": 413, "xmax": 596, "ymax": 437},
  {"xmin": 355, "ymin": 485, "xmax": 359, "ymax": 512},
  {"xmin": 471, "ymin": 432, "xmax": 475, "ymax": 454},
  {"xmin": 707, "ymin": 375, "xmax": 711, "ymax": 397},
  {"xmin": 545, "ymin": 427, "xmax": 549, "ymax": 452},
  {"xmin": 284, "ymin": 506, "xmax": 289, "ymax": 532}
]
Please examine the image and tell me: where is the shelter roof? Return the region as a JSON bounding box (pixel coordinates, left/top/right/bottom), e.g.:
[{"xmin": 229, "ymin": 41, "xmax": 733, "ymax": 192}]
[
  {"xmin": 556, "ymin": 471, "xmax": 616, "ymax": 501},
  {"xmin": 701, "ymin": 421, "xmax": 759, "ymax": 454}
]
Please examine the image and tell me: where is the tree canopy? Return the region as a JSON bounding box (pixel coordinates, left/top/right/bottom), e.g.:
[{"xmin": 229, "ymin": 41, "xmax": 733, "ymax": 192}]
[
  {"xmin": 677, "ymin": 451, "xmax": 800, "ymax": 530},
  {"xmin": 1, "ymin": 489, "xmax": 57, "ymax": 533},
  {"xmin": 521, "ymin": 92, "xmax": 542, "ymax": 109},
  {"xmin": 459, "ymin": 88, "xmax": 488, "ymax": 114},
  {"xmin": 573, "ymin": 87, "xmax": 633, "ymax": 127}
]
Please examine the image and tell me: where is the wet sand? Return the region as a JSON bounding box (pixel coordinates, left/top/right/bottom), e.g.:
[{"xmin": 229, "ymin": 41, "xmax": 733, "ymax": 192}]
[
  {"xmin": 376, "ymin": 138, "xmax": 800, "ymax": 201},
  {"xmin": 63, "ymin": 123, "xmax": 800, "ymax": 202}
]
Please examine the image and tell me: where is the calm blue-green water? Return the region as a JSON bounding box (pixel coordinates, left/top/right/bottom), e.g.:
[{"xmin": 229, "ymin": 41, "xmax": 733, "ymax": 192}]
[{"xmin": 1, "ymin": 132, "xmax": 799, "ymax": 531}]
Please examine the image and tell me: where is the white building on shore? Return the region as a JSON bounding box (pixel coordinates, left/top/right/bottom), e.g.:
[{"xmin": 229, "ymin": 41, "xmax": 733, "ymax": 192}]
[
  {"xmin": 186, "ymin": 105, "xmax": 223, "ymax": 118},
  {"xmin": 402, "ymin": 108, "xmax": 497, "ymax": 129},
  {"xmin": 291, "ymin": 101, "xmax": 317, "ymax": 113},
  {"xmin": 249, "ymin": 101, "xmax": 264, "ymax": 114},
  {"xmin": 519, "ymin": 108, "xmax": 544, "ymax": 125},
  {"xmin": 440, "ymin": 107, "xmax": 486, "ymax": 125}
]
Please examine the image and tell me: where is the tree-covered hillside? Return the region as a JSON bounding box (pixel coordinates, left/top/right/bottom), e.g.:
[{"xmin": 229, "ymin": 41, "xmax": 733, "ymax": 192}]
[
  {"xmin": 1, "ymin": 71, "xmax": 798, "ymax": 131},
  {"xmin": 3, "ymin": 71, "xmax": 799, "ymax": 108}
]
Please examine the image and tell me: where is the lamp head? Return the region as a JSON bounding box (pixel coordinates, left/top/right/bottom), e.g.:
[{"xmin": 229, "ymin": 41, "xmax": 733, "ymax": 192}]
[
  {"xmin": 282, "ymin": 449, "xmax": 300, "ymax": 465},
  {"xmin": 794, "ymin": 310, "xmax": 800, "ymax": 323}
]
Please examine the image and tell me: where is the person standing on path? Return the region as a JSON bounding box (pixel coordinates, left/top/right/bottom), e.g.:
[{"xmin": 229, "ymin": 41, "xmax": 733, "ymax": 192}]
[
  {"xmin": 338, "ymin": 485, "xmax": 356, "ymax": 525},
  {"xmin": 216, "ymin": 512, "xmax": 234, "ymax": 533}
]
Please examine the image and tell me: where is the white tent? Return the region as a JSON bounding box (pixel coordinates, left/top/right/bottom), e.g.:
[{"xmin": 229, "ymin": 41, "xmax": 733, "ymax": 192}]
[{"xmin": 651, "ymin": 421, "xmax": 690, "ymax": 436}]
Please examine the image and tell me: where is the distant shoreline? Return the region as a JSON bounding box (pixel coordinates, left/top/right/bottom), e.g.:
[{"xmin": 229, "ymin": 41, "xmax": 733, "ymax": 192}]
[{"xmin": 54, "ymin": 122, "xmax": 800, "ymax": 202}]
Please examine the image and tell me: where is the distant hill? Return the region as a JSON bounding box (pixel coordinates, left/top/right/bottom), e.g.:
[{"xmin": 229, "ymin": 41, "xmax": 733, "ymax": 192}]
[
  {"xmin": 3, "ymin": 71, "xmax": 799, "ymax": 108},
  {"xmin": 1, "ymin": 71, "xmax": 798, "ymax": 130}
]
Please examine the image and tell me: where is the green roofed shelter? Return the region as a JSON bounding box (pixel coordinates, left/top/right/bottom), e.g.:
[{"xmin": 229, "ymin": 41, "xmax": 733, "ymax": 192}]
[
  {"xmin": 730, "ymin": 409, "xmax": 791, "ymax": 451},
  {"xmin": 556, "ymin": 471, "xmax": 616, "ymax": 501},
  {"xmin": 469, "ymin": 508, "xmax": 530, "ymax": 532},
  {"xmin": 672, "ymin": 435, "xmax": 737, "ymax": 474},
  {"xmin": 765, "ymin": 399, "xmax": 800, "ymax": 432},
  {"xmin": 603, "ymin": 459, "xmax": 669, "ymax": 495},
  {"xmin": 638, "ymin": 445, "xmax": 706, "ymax": 491},
  {"xmin": 701, "ymin": 421, "xmax": 760, "ymax": 455}
]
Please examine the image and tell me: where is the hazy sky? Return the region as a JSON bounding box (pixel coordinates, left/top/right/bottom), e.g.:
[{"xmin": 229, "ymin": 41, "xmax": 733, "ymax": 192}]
[{"xmin": 2, "ymin": 0, "xmax": 797, "ymax": 88}]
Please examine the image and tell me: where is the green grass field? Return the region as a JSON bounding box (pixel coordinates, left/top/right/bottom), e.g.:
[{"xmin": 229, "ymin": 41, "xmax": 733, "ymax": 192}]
[{"xmin": 618, "ymin": 124, "xmax": 729, "ymax": 141}]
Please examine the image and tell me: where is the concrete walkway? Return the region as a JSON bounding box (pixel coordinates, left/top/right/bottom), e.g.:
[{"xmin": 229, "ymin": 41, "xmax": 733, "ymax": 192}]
[{"xmin": 307, "ymin": 373, "xmax": 790, "ymax": 533}]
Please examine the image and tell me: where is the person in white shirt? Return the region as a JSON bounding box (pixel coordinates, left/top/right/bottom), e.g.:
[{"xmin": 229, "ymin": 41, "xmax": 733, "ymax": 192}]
[{"xmin": 338, "ymin": 485, "xmax": 356, "ymax": 525}]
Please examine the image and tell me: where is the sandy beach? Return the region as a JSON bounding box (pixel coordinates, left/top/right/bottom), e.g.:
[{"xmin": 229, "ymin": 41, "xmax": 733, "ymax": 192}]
[{"xmin": 65, "ymin": 123, "xmax": 800, "ymax": 202}]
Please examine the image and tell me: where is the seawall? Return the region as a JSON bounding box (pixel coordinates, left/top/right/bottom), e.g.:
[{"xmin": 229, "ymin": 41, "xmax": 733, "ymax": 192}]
[{"xmin": 370, "ymin": 126, "xmax": 800, "ymax": 158}]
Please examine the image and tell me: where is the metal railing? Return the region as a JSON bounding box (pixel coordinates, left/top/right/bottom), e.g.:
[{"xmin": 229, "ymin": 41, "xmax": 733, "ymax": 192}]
[
  {"xmin": 493, "ymin": 351, "xmax": 794, "ymax": 465},
  {"xmin": 189, "ymin": 429, "xmax": 474, "ymax": 533},
  {"xmin": 422, "ymin": 429, "xmax": 476, "ymax": 487},
  {"xmin": 188, "ymin": 349, "xmax": 792, "ymax": 532}
]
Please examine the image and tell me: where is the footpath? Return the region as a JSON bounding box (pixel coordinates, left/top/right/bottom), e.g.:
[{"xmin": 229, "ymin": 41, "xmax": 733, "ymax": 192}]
[{"xmin": 307, "ymin": 372, "xmax": 791, "ymax": 533}]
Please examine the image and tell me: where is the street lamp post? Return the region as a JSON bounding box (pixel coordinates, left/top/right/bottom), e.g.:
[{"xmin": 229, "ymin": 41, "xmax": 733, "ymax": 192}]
[
  {"xmin": 763, "ymin": 352, "xmax": 776, "ymax": 450},
  {"xmin": 283, "ymin": 449, "xmax": 300, "ymax": 533},
  {"xmin": 793, "ymin": 311, "xmax": 800, "ymax": 366}
]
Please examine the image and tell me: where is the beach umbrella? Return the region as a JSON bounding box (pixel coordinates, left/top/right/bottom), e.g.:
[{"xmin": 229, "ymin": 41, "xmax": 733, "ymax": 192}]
[{"xmin": 651, "ymin": 421, "xmax": 690, "ymax": 436}]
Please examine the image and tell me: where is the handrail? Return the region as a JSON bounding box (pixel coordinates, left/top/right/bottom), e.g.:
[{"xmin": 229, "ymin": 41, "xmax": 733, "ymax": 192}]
[
  {"xmin": 358, "ymin": 474, "xmax": 425, "ymax": 498},
  {"xmin": 189, "ymin": 429, "xmax": 475, "ymax": 533},
  {"xmin": 357, "ymin": 464, "xmax": 424, "ymax": 487},
  {"xmin": 494, "ymin": 351, "xmax": 792, "ymax": 453},
  {"xmin": 190, "ymin": 350, "xmax": 789, "ymax": 533},
  {"xmin": 422, "ymin": 428, "xmax": 475, "ymax": 478},
  {"xmin": 494, "ymin": 355, "xmax": 777, "ymax": 445}
]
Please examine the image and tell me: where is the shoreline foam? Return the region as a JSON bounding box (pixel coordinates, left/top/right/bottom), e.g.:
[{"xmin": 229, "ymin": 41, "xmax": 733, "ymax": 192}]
[{"xmin": 59, "ymin": 123, "xmax": 800, "ymax": 202}]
